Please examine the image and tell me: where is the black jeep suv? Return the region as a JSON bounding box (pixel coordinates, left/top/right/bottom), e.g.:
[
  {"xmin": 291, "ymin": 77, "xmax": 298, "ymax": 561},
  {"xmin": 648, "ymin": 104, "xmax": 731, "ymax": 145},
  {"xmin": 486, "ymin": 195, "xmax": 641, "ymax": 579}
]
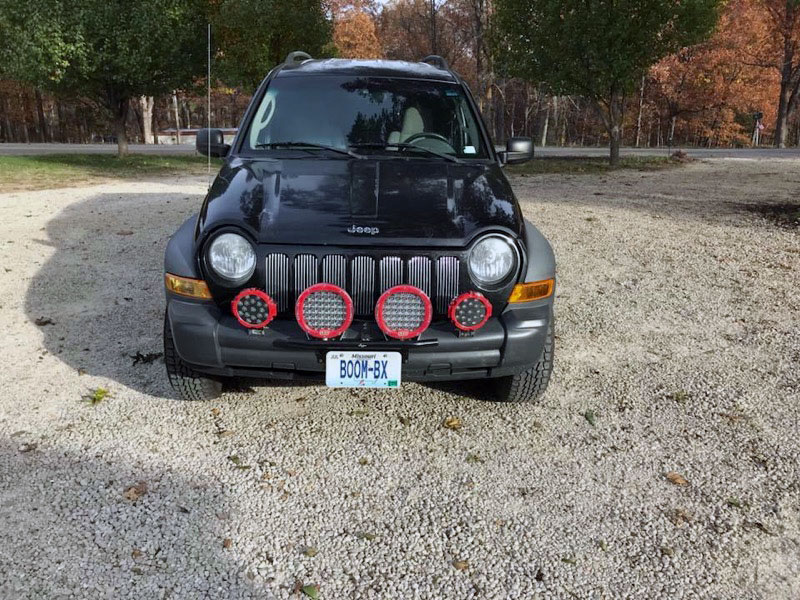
[{"xmin": 163, "ymin": 53, "xmax": 555, "ymax": 402}]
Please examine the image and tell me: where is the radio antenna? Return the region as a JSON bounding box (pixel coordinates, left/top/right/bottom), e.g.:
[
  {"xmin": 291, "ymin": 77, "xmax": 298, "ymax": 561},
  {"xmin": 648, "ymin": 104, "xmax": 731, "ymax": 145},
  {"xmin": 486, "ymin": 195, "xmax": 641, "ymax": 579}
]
[{"xmin": 207, "ymin": 23, "xmax": 211, "ymax": 189}]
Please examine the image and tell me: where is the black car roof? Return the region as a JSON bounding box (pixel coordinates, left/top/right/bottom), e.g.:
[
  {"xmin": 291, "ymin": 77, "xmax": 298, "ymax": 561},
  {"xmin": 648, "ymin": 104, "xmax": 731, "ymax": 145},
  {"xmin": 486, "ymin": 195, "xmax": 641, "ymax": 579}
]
[{"xmin": 275, "ymin": 58, "xmax": 459, "ymax": 82}]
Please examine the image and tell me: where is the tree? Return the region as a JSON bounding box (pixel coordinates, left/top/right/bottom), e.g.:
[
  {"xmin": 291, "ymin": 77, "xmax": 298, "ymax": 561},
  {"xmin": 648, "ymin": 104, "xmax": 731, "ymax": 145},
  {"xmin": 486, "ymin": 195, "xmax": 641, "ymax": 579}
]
[
  {"xmin": 493, "ymin": 0, "xmax": 721, "ymax": 163},
  {"xmin": 1, "ymin": 0, "xmax": 207, "ymax": 156},
  {"xmin": 333, "ymin": 4, "xmax": 383, "ymax": 58},
  {"xmin": 734, "ymin": 0, "xmax": 800, "ymax": 147},
  {"xmin": 210, "ymin": 0, "xmax": 332, "ymax": 90}
]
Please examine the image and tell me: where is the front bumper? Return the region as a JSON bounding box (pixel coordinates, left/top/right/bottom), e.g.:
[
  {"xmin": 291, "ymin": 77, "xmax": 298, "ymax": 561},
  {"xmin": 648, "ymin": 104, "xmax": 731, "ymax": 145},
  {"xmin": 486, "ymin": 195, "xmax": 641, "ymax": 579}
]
[{"xmin": 166, "ymin": 296, "xmax": 552, "ymax": 382}]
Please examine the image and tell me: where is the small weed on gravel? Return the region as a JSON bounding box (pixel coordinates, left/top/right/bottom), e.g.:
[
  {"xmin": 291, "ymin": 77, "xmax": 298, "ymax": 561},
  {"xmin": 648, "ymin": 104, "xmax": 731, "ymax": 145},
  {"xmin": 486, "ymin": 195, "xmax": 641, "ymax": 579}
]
[{"xmin": 82, "ymin": 387, "xmax": 110, "ymax": 405}]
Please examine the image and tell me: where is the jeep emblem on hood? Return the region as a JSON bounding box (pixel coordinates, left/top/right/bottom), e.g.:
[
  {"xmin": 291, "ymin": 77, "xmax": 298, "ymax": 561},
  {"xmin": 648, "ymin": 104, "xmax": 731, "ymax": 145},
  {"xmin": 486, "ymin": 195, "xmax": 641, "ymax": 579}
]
[{"xmin": 348, "ymin": 225, "xmax": 379, "ymax": 235}]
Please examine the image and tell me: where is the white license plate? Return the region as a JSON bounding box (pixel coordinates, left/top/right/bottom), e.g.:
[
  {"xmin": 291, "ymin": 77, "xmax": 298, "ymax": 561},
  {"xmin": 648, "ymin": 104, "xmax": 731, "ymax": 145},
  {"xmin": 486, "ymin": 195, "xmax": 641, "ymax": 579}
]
[{"xmin": 325, "ymin": 351, "xmax": 402, "ymax": 388}]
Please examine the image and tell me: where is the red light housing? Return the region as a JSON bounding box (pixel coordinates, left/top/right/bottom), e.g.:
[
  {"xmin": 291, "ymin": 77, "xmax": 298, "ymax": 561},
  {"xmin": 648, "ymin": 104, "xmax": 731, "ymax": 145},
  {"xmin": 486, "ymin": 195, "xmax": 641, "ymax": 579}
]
[
  {"xmin": 295, "ymin": 283, "xmax": 354, "ymax": 339},
  {"xmin": 231, "ymin": 288, "xmax": 277, "ymax": 329},
  {"xmin": 448, "ymin": 291, "xmax": 492, "ymax": 331},
  {"xmin": 375, "ymin": 285, "xmax": 432, "ymax": 340}
]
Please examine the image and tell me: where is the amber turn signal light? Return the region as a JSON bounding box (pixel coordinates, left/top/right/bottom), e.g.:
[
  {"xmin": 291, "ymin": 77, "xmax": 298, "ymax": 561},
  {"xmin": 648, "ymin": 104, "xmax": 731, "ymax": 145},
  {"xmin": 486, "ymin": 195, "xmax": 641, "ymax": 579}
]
[
  {"xmin": 508, "ymin": 278, "xmax": 554, "ymax": 303},
  {"xmin": 165, "ymin": 273, "xmax": 212, "ymax": 299}
]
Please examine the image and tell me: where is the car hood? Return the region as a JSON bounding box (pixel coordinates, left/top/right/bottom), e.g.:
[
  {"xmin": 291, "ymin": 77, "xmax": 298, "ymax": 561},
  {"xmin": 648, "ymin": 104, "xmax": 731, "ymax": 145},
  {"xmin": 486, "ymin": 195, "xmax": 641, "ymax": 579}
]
[{"xmin": 198, "ymin": 157, "xmax": 522, "ymax": 247}]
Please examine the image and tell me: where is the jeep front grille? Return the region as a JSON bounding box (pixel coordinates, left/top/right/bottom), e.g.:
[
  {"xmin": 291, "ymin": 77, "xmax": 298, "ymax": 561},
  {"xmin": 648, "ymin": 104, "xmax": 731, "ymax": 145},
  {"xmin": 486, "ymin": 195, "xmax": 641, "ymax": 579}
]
[{"xmin": 264, "ymin": 251, "xmax": 460, "ymax": 316}]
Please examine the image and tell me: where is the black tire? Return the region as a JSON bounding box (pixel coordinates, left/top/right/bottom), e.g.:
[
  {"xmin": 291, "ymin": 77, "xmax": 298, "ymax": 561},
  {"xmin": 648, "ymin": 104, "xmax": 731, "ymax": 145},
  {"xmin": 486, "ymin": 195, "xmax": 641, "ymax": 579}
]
[
  {"xmin": 493, "ymin": 317, "xmax": 554, "ymax": 403},
  {"xmin": 163, "ymin": 310, "xmax": 223, "ymax": 401}
]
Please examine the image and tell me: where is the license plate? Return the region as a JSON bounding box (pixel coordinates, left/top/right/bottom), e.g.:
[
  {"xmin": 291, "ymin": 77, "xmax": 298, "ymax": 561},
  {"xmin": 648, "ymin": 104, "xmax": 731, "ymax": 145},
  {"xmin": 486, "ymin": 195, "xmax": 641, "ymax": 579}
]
[{"xmin": 325, "ymin": 351, "xmax": 402, "ymax": 388}]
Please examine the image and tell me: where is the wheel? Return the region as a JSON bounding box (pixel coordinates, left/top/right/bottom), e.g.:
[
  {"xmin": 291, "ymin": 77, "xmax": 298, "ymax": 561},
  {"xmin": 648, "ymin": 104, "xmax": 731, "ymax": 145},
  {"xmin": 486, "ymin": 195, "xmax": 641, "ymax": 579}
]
[
  {"xmin": 163, "ymin": 310, "xmax": 223, "ymax": 401},
  {"xmin": 493, "ymin": 317, "xmax": 554, "ymax": 403}
]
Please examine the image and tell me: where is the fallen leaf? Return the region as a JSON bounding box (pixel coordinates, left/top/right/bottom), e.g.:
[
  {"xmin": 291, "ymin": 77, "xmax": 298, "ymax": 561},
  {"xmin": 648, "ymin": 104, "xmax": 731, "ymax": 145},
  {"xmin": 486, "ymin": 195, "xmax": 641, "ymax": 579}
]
[
  {"xmin": 561, "ymin": 556, "xmax": 577, "ymax": 565},
  {"xmin": 743, "ymin": 520, "xmax": 773, "ymax": 535},
  {"xmin": 660, "ymin": 546, "xmax": 674, "ymax": 557},
  {"xmin": 665, "ymin": 471, "xmax": 689, "ymax": 487},
  {"xmin": 216, "ymin": 430, "xmax": 234, "ymax": 438},
  {"xmin": 302, "ymin": 546, "xmax": 319, "ymax": 557},
  {"xmin": 131, "ymin": 351, "xmax": 162, "ymax": 366},
  {"xmin": 228, "ymin": 455, "xmax": 251, "ymax": 469},
  {"xmin": 131, "ymin": 549, "xmax": 143, "ymax": 558},
  {"xmin": 726, "ymin": 497, "xmax": 743, "ymax": 509},
  {"xmin": 222, "ymin": 538, "xmax": 232, "ymax": 549},
  {"xmin": 669, "ymin": 508, "xmax": 692, "ymax": 526},
  {"xmin": 466, "ymin": 453, "xmax": 484, "ymax": 464},
  {"xmin": 355, "ymin": 531, "xmax": 376, "ymax": 541},
  {"xmin": 35, "ymin": 316, "xmax": 55, "ymax": 326},
  {"xmin": 452, "ymin": 559, "xmax": 468, "ymax": 571},
  {"xmin": 398, "ymin": 416, "xmax": 410, "ymax": 426},
  {"xmin": 358, "ymin": 457, "xmax": 369, "ymax": 465},
  {"xmin": 301, "ymin": 584, "xmax": 320, "ymax": 599},
  {"xmin": 583, "ymin": 410, "xmax": 596, "ymax": 426},
  {"xmin": 122, "ymin": 481, "xmax": 148, "ymax": 502},
  {"xmin": 443, "ymin": 416, "xmax": 462, "ymax": 430},
  {"xmin": 211, "ymin": 408, "xmax": 221, "ymax": 417}
]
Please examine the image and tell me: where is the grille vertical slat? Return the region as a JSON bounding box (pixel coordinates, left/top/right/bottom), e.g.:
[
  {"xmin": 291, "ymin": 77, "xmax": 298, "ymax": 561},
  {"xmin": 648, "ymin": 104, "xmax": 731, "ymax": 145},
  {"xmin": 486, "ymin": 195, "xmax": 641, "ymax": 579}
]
[
  {"xmin": 264, "ymin": 254, "xmax": 290, "ymax": 311},
  {"xmin": 351, "ymin": 256, "xmax": 375, "ymax": 314},
  {"xmin": 436, "ymin": 256, "xmax": 460, "ymax": 313},
  {"xmin": 379, "ymin": 256, "xmax": 403, "ymax": 292},
  {"xmin": 407, "ymin": 256, "xmax": 431, "ymax": 297},
  {"xmin": 293, "ymin": 254, "xmax": 318, "ymax": 299},
  {"xmin": 321, "ymin": 255, "xmax": 346, "ymax": 288}
]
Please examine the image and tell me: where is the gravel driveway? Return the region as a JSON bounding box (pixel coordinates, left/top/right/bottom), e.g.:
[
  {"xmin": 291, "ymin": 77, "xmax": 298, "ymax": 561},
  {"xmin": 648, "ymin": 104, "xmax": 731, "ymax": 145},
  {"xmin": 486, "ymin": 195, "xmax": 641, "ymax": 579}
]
[{"xmin": 0, "ymin": 159, "xmax": 798, "ymax": 599}]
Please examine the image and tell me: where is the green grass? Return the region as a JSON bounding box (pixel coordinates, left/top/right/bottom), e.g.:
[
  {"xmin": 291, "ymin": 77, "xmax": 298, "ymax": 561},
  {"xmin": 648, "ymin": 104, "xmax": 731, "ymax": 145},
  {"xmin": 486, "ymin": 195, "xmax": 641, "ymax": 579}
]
[
  {"xmin": 0, "ymin": 154, "xmax": 220, "ymax": 192},
  {"xmin": 507, "ymin": 155, "xmax": 684, "ymax": 176}
]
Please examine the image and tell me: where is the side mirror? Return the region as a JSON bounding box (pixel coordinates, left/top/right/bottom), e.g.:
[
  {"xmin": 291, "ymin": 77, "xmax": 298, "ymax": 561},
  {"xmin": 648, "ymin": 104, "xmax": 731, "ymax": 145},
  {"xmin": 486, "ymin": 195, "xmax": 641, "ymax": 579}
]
[
  {"xmin": 499, "ymin": 137, "xmax": 534, "ymax": 165},
  {"xmin": 196, "ymin": 128, "xmax": 230, "ymax": 158}
]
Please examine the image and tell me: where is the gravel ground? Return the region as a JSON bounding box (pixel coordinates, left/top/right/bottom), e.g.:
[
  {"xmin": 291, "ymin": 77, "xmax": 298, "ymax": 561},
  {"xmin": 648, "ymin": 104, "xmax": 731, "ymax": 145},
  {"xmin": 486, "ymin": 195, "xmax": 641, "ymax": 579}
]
[{"xmin": 0, "ymin": 158, "xmax": 798, "ymax": 599}]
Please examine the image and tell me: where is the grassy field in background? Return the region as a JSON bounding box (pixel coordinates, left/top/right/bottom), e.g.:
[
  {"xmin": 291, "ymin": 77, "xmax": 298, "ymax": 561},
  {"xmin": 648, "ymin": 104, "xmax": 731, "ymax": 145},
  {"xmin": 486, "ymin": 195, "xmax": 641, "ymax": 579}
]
[
  {"xmin": 507, "ymin": 155, "xmax": 684, "ymax": 175},
  {"xmin": 0, "ymin": 153, "xmax": 685, "ymax": 193},
  {"xmin": 0, "ymin": 154, "xmax": 219, "ymax": 192}
]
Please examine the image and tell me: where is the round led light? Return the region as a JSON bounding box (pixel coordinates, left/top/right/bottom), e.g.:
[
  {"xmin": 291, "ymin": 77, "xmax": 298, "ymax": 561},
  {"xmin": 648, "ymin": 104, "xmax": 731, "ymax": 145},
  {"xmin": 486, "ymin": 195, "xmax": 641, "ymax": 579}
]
[
  {"xmin": 295, "ymin": 283, "xmax": 353, "ymax": 339},
  {"xmin": 375, "ymin": 285, "xmax": 432, "ymax": 340},
  {"xmin": 231, "ymin": 288, "xmax": 277, "ymax": 329},
  {"xmin": 448, "ymin": 291, "xmax": 492, "ymax": 331},
  {"xmin": 468, "ymin": 235, "xmax": 517, "ymax": 287},
  {"xmin": 208, "ymin": 232, "xmax": 256, "ymax": 282}
]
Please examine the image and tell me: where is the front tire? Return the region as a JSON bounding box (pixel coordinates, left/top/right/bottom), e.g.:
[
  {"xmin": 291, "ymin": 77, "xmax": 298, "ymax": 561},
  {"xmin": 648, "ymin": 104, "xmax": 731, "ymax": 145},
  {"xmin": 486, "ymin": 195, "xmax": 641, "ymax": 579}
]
[
  {"xmin": 493, "ymin": 317, "xmax": 554, "ymax": 403},
  {"xmin": 164, "ymin": 310, "xmax": 223, "ymax": 401}
]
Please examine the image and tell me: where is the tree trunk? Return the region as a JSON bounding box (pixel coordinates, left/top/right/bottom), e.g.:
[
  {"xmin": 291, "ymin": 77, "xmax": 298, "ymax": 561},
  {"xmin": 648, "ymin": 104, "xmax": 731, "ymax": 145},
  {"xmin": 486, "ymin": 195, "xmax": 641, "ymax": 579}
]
[
  {"xmin": 172, "ymin": 92, "xmax": 181, "ymax": 144},
  {"xmin": 137, "ymin": 96, "xmax": 154, "ymax": 144},
  {"xmin": 775, "ymin": 83, "xmax": 793, "ymax": 148},
  {"xmin": 539, "ymin": 100, "xmax": 549, "ymax": 147},
  {"xmin": 35, "ymin": 89, "xmax": 49, "ymax": 142},
  {"xmin": 113, "ymin": 98, "xmax": 130, "ymax": 157},
  {"xmin": 634, "ymin": 75, "xmax": 645, "ymax": 147},
  {"xmin": 598, "ymin": 90, "xmax": 623, "ymax": 165}
]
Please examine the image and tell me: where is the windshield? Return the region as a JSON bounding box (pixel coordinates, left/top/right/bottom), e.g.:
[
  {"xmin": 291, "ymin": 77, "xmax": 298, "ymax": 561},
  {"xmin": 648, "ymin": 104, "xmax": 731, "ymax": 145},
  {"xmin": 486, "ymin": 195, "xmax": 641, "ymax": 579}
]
[{"xmin": 243, "ymin": 75, "xmax": 489, "ymax": 159}]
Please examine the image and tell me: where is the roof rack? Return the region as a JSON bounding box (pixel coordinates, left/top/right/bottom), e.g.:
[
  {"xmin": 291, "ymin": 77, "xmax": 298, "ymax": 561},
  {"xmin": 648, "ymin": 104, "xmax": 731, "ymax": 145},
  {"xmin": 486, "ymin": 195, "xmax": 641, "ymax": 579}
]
[
  {"xmin": 420, "ymin": 55, "xmax": 449, "ymax": 70},
  {"xmin": 284, "ymin": 51, "xmax": 312, "ymax": 67}
]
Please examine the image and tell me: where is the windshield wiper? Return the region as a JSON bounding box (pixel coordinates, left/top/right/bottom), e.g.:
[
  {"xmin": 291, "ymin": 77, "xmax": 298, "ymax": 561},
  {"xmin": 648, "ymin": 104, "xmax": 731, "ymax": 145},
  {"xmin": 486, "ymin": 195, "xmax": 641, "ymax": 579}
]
[
  {"xmin": 350, "ymin": 142, "xmax": 462, "ymax": 164},
  {"xmin": 255, "ymin": 141, "xmax": 363, "ymax": 159}
]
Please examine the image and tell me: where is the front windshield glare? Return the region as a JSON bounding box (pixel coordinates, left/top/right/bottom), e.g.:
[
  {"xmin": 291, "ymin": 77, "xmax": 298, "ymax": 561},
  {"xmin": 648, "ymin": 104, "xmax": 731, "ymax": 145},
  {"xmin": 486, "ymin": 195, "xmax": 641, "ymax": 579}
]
[{"xmin": 245, "ymin": 75, "xmax": 488, "ymax": 158}]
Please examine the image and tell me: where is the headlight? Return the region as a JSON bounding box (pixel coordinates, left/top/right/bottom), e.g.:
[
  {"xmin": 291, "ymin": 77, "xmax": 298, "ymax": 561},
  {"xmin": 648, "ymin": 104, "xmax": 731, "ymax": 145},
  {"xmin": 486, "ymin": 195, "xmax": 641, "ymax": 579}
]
[
  {"xmin": 207, "ymin": 232, "xmax": 256, "ymax": 282},
  {"xmin": 468, "ymin": 235, "xmax": 517, "ymax": 287}
]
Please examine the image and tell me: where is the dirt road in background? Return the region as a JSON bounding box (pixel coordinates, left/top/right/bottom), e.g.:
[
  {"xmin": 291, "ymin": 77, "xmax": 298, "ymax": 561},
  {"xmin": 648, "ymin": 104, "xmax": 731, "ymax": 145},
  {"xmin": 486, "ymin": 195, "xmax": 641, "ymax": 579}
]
[{"xmin": 0, "ymin": 159, "xmax": 797, "ymax": 598}]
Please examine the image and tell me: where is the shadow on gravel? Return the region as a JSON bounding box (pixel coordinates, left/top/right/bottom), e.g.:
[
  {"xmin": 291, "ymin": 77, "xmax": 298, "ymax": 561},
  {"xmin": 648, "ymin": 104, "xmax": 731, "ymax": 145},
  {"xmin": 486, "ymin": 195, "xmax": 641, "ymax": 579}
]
[
  {"xmin": 24, "ymin": 186, "xmax": 201, "ymax": 397},
  {"xmin": 0, "ymin": 438, "xmax": 254, "ymax": 597}
]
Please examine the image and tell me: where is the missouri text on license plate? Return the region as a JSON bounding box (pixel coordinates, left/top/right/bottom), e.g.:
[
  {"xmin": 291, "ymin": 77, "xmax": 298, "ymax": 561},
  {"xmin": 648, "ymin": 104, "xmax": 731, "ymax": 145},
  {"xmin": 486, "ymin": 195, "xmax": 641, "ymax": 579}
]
[{"xmin": 325, "ymin": 351, "xmax": 402, "ymax": 388}]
